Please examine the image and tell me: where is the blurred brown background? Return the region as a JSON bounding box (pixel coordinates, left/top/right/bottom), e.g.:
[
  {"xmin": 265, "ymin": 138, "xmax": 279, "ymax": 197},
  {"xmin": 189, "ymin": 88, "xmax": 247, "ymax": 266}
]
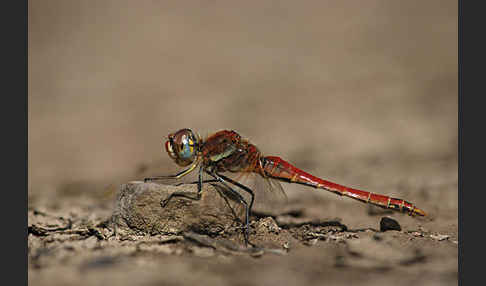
[
  {"xmin": 28, "ymin": 1, "xmax": 457, "ymax": 285},
  {"xmin": 29, "ymin": 0, "xmax": 457, "ymax": 195}
]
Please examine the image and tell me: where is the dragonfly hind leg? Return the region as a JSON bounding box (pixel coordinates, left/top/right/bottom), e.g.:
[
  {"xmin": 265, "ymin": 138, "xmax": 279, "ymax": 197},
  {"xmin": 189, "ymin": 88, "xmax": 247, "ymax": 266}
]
[
  {"xmin": 216, "ymin": 173, "xmax": 255, "ymax": 215},
  {"xmin": 208, "ymin": 171, "xmax": 253, "ymax": 247}
]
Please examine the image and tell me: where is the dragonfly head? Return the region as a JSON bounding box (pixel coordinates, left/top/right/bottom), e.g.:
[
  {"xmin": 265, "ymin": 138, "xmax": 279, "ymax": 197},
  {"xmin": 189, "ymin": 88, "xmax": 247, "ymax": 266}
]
[{"xmin": 165, "ymin": 128, "xmax": 200, "ymax": 167}]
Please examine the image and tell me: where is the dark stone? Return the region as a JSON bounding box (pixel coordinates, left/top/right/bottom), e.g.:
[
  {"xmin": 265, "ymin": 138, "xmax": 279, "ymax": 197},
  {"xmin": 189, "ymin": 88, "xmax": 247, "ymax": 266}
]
[{"xmin": 380, "ymin": 217, "xmax": 401, "ymax": 232}]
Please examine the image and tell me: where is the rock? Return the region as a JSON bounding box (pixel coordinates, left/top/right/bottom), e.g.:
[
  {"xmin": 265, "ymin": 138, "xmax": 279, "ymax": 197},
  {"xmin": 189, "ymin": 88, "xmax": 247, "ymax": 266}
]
[
  {"xmin": 111, "ymin": 181, "xmax": 245, "ymax": 235},
  {"xmin": 380, "ymin": 217, "xmax": 401, "ymax": 232},
  {"xmin": 429, "ymin": 234, "xmax": 450, "ymax": 241},
  {"xmin": 254, "ymin": 217, "xmax": 281, "ymax": 234}
]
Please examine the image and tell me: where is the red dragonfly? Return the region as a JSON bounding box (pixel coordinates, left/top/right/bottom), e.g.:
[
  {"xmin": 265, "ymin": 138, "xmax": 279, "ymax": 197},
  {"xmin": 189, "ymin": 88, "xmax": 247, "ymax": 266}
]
[{"xmin": 145, "ymin": 128, "xmax": 426, "ymax": 245}]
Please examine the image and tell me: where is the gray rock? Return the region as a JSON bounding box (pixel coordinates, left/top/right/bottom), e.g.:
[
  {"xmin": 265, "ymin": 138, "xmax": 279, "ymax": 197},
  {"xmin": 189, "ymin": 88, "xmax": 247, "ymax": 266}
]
[{"xmin": 111, "ymin": 181, "xmax": 245, "ymax": 235}]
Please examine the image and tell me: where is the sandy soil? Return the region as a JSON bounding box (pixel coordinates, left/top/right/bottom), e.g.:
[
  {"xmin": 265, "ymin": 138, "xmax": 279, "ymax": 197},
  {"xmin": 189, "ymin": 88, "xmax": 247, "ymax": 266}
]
[{"xmin": 28, "ymin": 1, "xmax": 457, "ymax": 285}]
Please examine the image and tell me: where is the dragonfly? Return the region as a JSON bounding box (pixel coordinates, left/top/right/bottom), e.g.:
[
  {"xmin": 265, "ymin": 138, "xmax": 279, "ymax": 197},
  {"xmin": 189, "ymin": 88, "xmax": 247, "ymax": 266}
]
[{"xmin": 144, "ymin": 128, "xmax": 426, "ymax": 245}]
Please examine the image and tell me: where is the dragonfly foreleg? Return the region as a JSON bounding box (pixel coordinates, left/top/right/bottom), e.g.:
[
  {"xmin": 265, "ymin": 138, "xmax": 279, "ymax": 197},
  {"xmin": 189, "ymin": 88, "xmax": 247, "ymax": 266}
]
[
  {"xmin": 144, "ymin": 160, "xmax": 199, "ymax": 182},
  {"xmin": 173, "ymin": 179, "xmax": 219, "ymax": 186},
  {"xmin": 160, "ymin": 166, "xmax": 205, "ymax": 207}
]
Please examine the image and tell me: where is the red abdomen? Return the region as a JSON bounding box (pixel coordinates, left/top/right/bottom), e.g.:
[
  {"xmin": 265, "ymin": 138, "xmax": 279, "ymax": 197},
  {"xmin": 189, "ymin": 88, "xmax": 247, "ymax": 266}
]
[{"xmin": 261, "ymin": 156, "xmax": 426, "ymax": 216}]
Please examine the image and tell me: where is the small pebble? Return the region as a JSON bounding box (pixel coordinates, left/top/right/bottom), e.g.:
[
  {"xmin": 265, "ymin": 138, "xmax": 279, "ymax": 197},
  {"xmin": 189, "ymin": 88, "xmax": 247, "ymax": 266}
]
[
  {"xmin": 411, "ymin": 231, "xmax": 424, "ymax": 237},
  {"xmin": 430, "ymin": 234, "xmax": 450, "ymax": 241},
  {"xmin": 380, "ymin": 217, "xmax": 401, "ymax": 232}
]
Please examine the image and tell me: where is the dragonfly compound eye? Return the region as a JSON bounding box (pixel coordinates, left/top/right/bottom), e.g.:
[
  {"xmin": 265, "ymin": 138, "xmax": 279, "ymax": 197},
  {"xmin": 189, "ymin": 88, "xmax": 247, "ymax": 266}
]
[
  {"xmin": 166, "ymin": 128, "xmax": 199, "ymax": 166},
  {"xmin": 165, "ymin": 140, "xmax": 177, "ymax": 160}
]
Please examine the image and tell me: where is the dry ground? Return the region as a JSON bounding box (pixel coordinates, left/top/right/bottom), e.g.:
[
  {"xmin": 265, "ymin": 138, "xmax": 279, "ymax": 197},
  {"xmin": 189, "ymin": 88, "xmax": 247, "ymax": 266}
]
[{"xmin": 29, "ymin": 1, "xmax": 457, "ymax": 285}]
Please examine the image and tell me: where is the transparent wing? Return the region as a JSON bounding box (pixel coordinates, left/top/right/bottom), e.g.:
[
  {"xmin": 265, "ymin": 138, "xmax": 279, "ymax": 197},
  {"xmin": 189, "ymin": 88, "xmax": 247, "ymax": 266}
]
[
  {"xmin": 265, "ymin": 176, "xmax": 288, "ymax": 203},
  {"xmin": 223, "ymin": 171, "xmax": 288, "ymax": 214}
]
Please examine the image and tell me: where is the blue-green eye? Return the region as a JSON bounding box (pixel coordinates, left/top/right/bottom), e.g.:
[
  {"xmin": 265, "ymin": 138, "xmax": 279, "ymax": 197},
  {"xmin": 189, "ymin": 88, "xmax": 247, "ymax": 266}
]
[
  {"xmin": 165, "ymin": 128, "xmax": 199, "ymax": 167},
  {"xmin": 179, "ymin": 135, "xmax": 195, "ymax": 160}
]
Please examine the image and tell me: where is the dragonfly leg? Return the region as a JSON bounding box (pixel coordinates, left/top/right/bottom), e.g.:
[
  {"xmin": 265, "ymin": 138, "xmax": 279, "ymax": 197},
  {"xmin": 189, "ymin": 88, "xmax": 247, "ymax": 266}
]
[
  {"xmin": 216, "ymin": 173, "xmax": 255, "ymax": 215},
  {"xmin": 174, "ymin": 179, "xmax": 218, "ymax": 186},
  {"xmin": 207, "ymin": 171, "xmax": 252, "ymax": 247},
  {"xmin": 160, "ymin": 166, "xmax": 205, "ymax": 207},
  {"xmin": 144, "ymin": 160, "xmax": 199, "ymax": 182}
]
